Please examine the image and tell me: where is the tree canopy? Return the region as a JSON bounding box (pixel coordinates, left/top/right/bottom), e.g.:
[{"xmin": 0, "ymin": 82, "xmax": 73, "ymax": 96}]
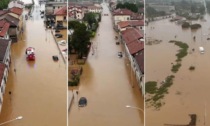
[
  {"xmin": 116, "ymin": 2, "xmax": 138, "ymax": 13},
  {"xmin": 69, "ymin": 21, "xmax": 91, "ymax": 58},
  {"xmin": 0, "ymin": 0, "xmax": 9, "ymax": 10}
]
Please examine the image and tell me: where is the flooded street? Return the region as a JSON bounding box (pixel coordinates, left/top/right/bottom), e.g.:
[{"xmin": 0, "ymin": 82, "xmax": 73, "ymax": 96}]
[
  {"xmin": 69, "ymin": 3, "xmax": 144, "ymax": 126},
  {"xmin": 0, "ymin": 1, "xmax": 67, "ymax": 126},
  {"xmin": 146, "ymin": 14, "xmax": 210, "ymax": 125}
]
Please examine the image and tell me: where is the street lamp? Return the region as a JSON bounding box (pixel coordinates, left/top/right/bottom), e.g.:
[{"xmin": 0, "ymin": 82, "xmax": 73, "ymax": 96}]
[
  {"xmin": 0, "ymin": 116, "xmax": 23, "ymax": 126},
  {"xmin": 126, "ymin": 105, "xmax": 144, "ymax": 113}
]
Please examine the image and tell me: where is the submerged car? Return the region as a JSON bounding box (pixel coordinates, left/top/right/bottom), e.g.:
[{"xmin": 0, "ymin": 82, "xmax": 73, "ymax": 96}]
[
  {"xmin": 55, "ymin": 34, "xmax": 63, "ymax": 38},
  {"xmin": 26, "ymin": 47, "xmax": 35, "ymax": 60},
  {"xmin": 78, "ymin": 97, "xmax": 87, "ymax": 107}
]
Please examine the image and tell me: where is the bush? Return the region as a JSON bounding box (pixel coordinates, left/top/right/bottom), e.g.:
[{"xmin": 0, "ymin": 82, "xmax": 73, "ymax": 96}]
[
  {"xmin": 190, "ymin": 24, "xmax": 201, "ymax": 29},
  {"xmin": 182, "ymin": 22, "xmax": 190, "ymax": 28},
  {"xmin": 145, "ymin": 81, "xmax": 157, "ymax": 94}
]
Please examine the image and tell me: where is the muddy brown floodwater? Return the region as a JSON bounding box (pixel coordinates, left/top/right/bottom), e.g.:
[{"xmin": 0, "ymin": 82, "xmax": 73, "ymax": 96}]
[
  {"xmin": 146, "ymin": 14, "xmax": 210, "ymax": 126},
  {"xmin": 0, "ymin": 2, "xmax": 67, "ymax": 126},
  {"xmin": 69, "ymin": 3, "xmax": 144, "ymax": 126}
]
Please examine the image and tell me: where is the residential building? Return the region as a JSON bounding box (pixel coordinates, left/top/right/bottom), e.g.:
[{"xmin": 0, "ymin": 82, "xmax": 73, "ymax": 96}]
[
  {"xmin": 54, "ymin": 6, "xmax": 67, "ymax": 26},
  {"xmin": 112, "ymin": 9, "xmax": 133, "ymax": 25},
  {"xmin": 117, "ymin": 20, "xmax": 144, "ymax": 32},
  {"xmin": 68, "ymin": 5, "xmax": 85, "ymax": 20},
  {"xmin": 121, "ymin": 28, "xmax": 144, "ymax": 95},
  {"xmin": 8, "ymin": 0, "xmax": 24, "ymax": 9},
  {"xmin": 0, "ymin": 63, "xmax": 7, "ymax": 113},
  {"xmin": 45, "ymin": 1, "xmax": 67, "ymax": 23},
  {"xmin": 0, "ymin": 38, "xmax": 12, "ymax": 114}
]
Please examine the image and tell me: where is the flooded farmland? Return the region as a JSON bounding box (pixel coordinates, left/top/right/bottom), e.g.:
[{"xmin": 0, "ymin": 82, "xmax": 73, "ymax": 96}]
[{"xmin": 146, "ymin": 14, "xmax": 210, "ymax": 126}]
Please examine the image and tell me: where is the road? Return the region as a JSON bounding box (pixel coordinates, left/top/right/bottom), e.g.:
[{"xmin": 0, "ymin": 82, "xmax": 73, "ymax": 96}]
[
  {"xmin": 0, "ymin": 2, "xmax": 67, "ymax": 126},
  {"xmin": 69, "ymin": 3, "xmax": 144, "ymax": 126}
]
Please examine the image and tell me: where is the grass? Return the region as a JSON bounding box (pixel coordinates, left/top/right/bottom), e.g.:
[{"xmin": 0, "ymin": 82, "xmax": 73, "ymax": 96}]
[
  {"xmin": 146, "ymin": 75, "xmax": 175, "ymax": 109},
  {"xmin": 171, "ymin": 63, "xmax": 182, "ymax": 73},
  {"xmin": 145, "ymin": 81, "xmax": 157, "ymax": 94},
  {"xmin": 169, "ymin": 40, "xmax": 189, "ymax": 69}
]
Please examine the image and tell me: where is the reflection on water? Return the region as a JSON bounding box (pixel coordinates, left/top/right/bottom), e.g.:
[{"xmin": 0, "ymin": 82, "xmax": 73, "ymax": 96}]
[
  {"xmin": 0, "ymin": 2, "xmax": 67, "ymax": 126},
  {"xmin": 69, "ymin": 3, "xmax": 144, "ymax": 126},
  {"xmin": 146, "ymin": 14, "xmax": 210, "ymax": 126}
]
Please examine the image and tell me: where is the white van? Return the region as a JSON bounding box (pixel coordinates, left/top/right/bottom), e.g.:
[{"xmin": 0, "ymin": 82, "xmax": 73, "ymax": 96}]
[{"xmin": 199, "ymin": 47, "xmax": 204, "ymax": 54}]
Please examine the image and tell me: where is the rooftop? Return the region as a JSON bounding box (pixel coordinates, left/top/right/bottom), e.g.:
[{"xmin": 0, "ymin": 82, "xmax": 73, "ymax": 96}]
[
  {"xmin": 54, "ymin": 6, "xmax": 67, "ymax": 16},
  {"xmin": 9, "ymin": 7, "xmax": 23, "ymax": 15}
]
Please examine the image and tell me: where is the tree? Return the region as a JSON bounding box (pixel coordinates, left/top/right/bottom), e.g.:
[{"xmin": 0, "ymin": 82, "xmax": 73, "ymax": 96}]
[
  {"xmin": 0, "ymin": 0, "xmax": 9, "ymax": 10},
  {"xmin": 116, "ymin": 2, "xmax": 138, "ymax": 13},
  {"xmin": 70, "ymin": 22, "xmax": 91, "ymax": 58},
  {"xmin": 83, "ymin": 13, "xmax": 97, "ymax": 29}
]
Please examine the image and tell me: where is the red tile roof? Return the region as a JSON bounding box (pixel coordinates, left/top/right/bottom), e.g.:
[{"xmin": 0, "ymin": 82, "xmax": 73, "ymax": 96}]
[
  {"xmin": 0, "ymin": 63, "xmax": 6, "ymax": 86},
  {"xmin": 113, "ymin": 9, "xmax": 133, "ymax": 16},
  {"xmin": 118, "ymin": 20, "xmax": 144, "ymax": 29},
  {"xmin": 54, "ymin": 6, "xmax": 67, "ymax": 16},
  {"xmin": 127, "ymin": 40, "xmax": 144, "ymax": 55},
  {"xmin": 0, "ymin": 20, "xmax": 7, "ymax": 28},
  {"xmin": 9, "ymin": 7, "xmax": 23, "ymax": 15},
  {"xmin": 122, "ymin": 28, "xmax": 143, "ymax": 44},
  {"xmin": 0, "ymin": 22, "xmax": 10, "ymax": 37}
]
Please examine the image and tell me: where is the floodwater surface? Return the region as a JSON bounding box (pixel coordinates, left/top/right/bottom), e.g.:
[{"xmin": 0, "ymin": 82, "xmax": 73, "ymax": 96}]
[
  {"xmin": 146, "ymin": 14, "xmax": 210, "ymax": 126},
  {"xmin": 69, "ymin": 3, "xmax": 144, "ymax": 126},
  {"xmin": 0, "ymin": 2, "xmax": 67, "ymax": 126}
]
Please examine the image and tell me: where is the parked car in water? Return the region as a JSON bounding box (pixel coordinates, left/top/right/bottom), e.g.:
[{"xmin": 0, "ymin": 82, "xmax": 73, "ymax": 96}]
[
  {"xmin": 78, "ymin": 97, "xmax": 87, "ymax": 107},
  {"xmin": 55, "ymin": 34, "xmax": 63, "ymax": 38},
  {"xmin": 58, "ymin": 40, "xmax": 66, "ymax": 46}
]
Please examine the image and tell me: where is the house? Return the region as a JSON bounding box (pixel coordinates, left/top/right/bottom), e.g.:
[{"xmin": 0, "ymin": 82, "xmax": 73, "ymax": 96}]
[
  {"xmin": 45, "ymin": 1, "xmax": 67, "ymax": 25},
  {"xmin": 117, "ymin": 20, "xmax": 144, "ymax": 32},
  {"xmin": 121, "ymin": 28, "xmax": 144, "ymax": 93},
  {"xmin": 0, "ymin": 14, "xmax": 20, "ymax": 42},
  {"xmin": 87, "ymin": 6, "xmax": 102, "ymax": 13},
  {"xmin": 0, "ymin": 38, "xmax": 12, "ymax": 114},
  {"xmin": 8, "ymin": 7, "xmax": 23, "ymax": 19},
  {"xmin": 54, "ymin": 6, "xmax": 67, "ymax": 26},
  {"xmin": 8, "ymin": 0, "xmax": 24, "ymax": 9},
  {"xmin": 0, "ymin": 63, "xmax": 7, "ymax": 113},
  {"xmin": 0, "ymin": 20, "xmax": 10, "ymax": 39},
  {"xmin": 112, "ymin": 9, "xmax": 133, "ymax": 26},
  {"xmin": 69, "ymin": 5, "xmax": 85, "ymax": 20}
]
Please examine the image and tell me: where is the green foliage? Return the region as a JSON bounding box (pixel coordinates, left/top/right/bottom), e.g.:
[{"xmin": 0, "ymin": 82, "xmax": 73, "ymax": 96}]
[
  {"xmin": 190, "ymin": 24, "xmax": 201, "ymax": 29},
  {"xmin": 145, "ymin": 81, "xmax": 157, "ymax": 94},
  {"xmin": 146, "ymin": 7, "xmax": 166, "ymax": 18},
  {"xmin": 171, "ymin": 63, "xmax": 181, "ymax": 73},
  {"xmin": 116, "ymin": 2, "xmax": 138, "ymax": 13},
  {"xmin": 68, "ymin": 75, "xmax": 80, "ymax": 86},
  {"xmin": 69, "ymin": 21, "xmax": 91, "ymax": 58},
  {"xmin": 0, "ymin": 0, "xmax": 9, "ymax": 9},
  {"xmin": 182, "ymin": 22, "xmax": 190, "ymax": 28},
  {"xmin": 146, "ymin": 75, "xmax": 175, "ymax": 109},
  {"xmin": 83, "ymin": 13, "xmax": 97, "ymax": 28}
]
